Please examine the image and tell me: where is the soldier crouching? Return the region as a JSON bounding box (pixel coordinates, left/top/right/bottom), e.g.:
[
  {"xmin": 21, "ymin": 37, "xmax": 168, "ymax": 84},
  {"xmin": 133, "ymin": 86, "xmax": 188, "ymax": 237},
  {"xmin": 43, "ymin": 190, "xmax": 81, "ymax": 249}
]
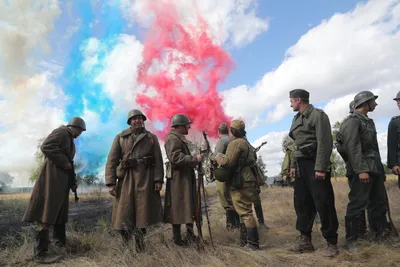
[
  {"xmin": 105, "ymin": 109, "xmax": 164, "ymax": 253},
  {"xmin": 215, "ymin": 119, "xmax": 261, "ymax": 250}
]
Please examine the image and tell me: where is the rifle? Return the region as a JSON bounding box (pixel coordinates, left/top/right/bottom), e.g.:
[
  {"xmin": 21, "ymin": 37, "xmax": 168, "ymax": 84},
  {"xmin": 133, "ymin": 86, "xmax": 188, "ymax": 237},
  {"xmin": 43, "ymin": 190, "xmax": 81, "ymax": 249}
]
[
  {"xmin": 383, "ymin": 185, "xmax": 399, "ymax": 237},
  {"xmin": 254, "ymin": 141, "xmax": 267, "ymax": 153},
  {"xmin": 64, "ymin": 149, "xmax": 79, "ymax": 203},
  {"xmin": 194, "ymin": 131, "xmax": 215, "ymax": 250}
]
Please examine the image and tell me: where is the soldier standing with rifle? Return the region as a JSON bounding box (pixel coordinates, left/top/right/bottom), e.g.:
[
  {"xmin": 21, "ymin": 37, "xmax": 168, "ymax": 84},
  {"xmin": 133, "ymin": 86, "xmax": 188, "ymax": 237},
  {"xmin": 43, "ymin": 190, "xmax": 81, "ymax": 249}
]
[
  {"xmin": 215, "ymin": 120, "xmax": 261, "ymax": 250},
  {"xmin": 387, "ymin": 91, "xmax": 400, "ymax": 186},
  {"xmin": 338, "ymin": 91, "xmax": 389, "ymax": 252},
  {"xmin": 163, "ymin": 114, "xmax": 202, "ymax": 246},
  {"xmin": 105, "ymin": 109, "xmax": 164, "ymax": 253},
  {"xmin": 288, "ymin": 89, "xmax": 339, "ymax": 257},
  {"xmin": 210, "ymin": 122, "xmax": 240, "ymax": 230},
  {"xmin": 22, "ymin": 117, "xmax": 86, "ymax": 264}
]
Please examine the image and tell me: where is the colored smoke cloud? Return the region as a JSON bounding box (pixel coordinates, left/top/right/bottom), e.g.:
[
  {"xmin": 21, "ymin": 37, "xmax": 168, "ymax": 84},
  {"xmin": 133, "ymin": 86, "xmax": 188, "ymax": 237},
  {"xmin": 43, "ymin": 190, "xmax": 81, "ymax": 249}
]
[{"xmin": 135, "ymin": 1, "xmax": 235, "ymax": 139}]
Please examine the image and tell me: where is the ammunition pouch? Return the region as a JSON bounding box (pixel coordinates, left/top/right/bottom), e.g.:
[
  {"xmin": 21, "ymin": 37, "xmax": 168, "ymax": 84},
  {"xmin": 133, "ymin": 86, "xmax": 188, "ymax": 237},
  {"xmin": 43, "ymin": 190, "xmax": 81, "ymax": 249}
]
[
  {"xmin": 116, "ymin": 156, "xmax": 154, "ymax": 180},
  {"xmin": 294, "ymin": 142, "xmax": 317, "ymax": 159}
]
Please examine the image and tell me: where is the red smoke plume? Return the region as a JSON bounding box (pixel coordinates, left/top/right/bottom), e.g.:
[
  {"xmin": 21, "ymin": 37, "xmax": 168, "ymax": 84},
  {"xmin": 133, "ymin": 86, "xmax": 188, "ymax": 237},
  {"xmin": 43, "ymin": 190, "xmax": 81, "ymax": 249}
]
[{"xmin": 136, "ymin": 1, "xmax": 234, "ymax": 140}]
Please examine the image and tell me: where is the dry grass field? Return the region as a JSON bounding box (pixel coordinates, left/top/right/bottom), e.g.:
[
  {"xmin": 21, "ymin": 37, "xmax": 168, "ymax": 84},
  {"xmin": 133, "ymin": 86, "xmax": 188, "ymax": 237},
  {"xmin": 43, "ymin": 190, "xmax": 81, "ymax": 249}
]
[{"xmin": 1, "ymin": 176, "xmax": 400, "ymax": 267}]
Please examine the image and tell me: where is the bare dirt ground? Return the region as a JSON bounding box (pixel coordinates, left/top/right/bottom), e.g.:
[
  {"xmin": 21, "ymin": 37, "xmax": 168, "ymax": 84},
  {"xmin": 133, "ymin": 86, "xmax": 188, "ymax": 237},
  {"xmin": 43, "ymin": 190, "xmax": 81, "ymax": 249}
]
[{"xmin": 1, "ymin": 176, "xmax": 400, "ymax": 267}]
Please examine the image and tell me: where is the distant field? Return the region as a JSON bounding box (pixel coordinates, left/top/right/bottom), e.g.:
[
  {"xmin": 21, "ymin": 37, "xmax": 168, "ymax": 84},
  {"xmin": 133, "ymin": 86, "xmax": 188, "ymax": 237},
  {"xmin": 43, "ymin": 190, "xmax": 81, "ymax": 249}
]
[{"xmin": 1, "ymin": 175, "xmax": 400, "ymax": 267}]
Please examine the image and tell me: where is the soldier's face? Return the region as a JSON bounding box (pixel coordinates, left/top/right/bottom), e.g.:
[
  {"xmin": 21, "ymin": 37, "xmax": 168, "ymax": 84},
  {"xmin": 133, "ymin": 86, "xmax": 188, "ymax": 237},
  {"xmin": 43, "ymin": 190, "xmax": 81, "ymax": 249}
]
[
  {"xmin": 130, "ymin": 115, "xmax": 144, "ymax": 130},
  {"xmin": 367, "ymin": 99, "xmax": 377, "ymax": 112},
  {"xmin": 72, "ymin": 127, "xmax": 83, "ymax": 138},
  {"xmin": 290, "ymin": 98, "xmax": 300, "ymax": 111},
  {"xmin": 396, "ymin": 99, "xmax": 400, "ymax": 109}
]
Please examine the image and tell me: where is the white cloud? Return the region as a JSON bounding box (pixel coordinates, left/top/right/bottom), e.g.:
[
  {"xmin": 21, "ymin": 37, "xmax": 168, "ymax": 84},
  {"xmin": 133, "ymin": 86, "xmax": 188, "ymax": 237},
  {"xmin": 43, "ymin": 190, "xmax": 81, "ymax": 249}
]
[
  {"xmin": 251, "ymin": 131, "xmax": 288, "ymax": 176},
  {"xmin": 0, "ymin": 0, "xmax": 61, "ymax": 80},
  {"xmin": 120, "ymin": 0, "xmax": 268, "ymax": 47},
  {"xmin": 0, "ymin": 1, "xmax": 63, "ymax": 187},
  {"xmin": 0, "ymin": 73, "xmax": 67, "ymax": 181},
  {"xmin": 222, "ymin": 0, "xmax": 400, "ymax": 126}
]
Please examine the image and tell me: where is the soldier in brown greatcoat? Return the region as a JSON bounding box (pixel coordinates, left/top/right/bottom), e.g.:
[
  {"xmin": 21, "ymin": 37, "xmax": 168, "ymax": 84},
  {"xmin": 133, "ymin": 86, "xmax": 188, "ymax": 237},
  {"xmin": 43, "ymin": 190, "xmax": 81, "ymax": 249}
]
[
  {"xmin": 105, "ymin": 109, "xmax": 164, "ymax": 253},
  {"xmin": 22, "ymin": 117, "xmax": 86, "ymax": 264},
  {"xmin": 163, "ymin": 114, "xmax": 202, "ymax": 246}
]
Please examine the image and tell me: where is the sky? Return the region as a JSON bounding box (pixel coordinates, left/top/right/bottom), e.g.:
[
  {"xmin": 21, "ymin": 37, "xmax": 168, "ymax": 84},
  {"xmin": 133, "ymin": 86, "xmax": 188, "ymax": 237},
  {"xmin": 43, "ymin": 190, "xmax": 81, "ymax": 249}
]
[{"xmin": 0, "ymin": 0, "xmax": 399, "ymax": 187}]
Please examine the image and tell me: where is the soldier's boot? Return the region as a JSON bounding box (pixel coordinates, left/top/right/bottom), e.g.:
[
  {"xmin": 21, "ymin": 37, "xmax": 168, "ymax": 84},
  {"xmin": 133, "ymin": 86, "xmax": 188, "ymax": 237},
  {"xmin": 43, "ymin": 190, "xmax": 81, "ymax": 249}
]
[
  {"xmin": 254, "ymin": 203, "xmax": 270, "ymax": 230},
  {"xmin": 53, "ymin": 224, "xmax": 66, "ymax": 247},
  {"xmin": 290, "ymin": 234, "xmax": 315, "ymax": 253},
  {"xmin": 376, "ymin": 218, "xmax": 391, "ymax": 242},
  {"xmin": 345, "ymin": 216, "xmax": 360, "ymax": 253},
  {"xmin": 185, "ymin": 223, "xmax": 198, "ymax": 244},
  {"xmin": 172, "ymin": 224, "xmax": 188, "ymax": 246},
  {"xmin": 239, "ymin": 223, "xmax": 247, "ymax": 247},
  {"xmin": 120, "ymin": 230, "xmax": 132, "ymax": 244},
  {"xmin": 245, "ymin": 227, "xmax": 260, "ymax": 250},
  {"xmin": 34, "ymin": 229, "xmax": 63, "ymax": 264},
  {"xmin": 323, "ymin": 242, "xmax": 339, "ymax": 257},
  {"xmin": 358, "ymin": 211, "xmax": 367, "ymax": 240},
  {"xmin": 226, "ymin": 209, "xmax": 240, "ymax": 230},
  {"xmin": 134, "ymin": 228, "xmax": 146, "ymax": 253}
]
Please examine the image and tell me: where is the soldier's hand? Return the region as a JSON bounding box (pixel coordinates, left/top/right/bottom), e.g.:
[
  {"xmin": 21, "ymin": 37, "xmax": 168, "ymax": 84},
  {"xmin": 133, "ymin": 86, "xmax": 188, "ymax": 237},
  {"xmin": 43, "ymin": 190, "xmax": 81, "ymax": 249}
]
[
  {"xmin": 71, "ymin": 184, "xmax": 77, "ymax": 193},
  {"xmin": 392, "ymin": 166, "xmax": 400, "ymax": 175},
  {"xmin": 282, "ymin": 175, "xmax": 287, "ymax": 181},
  {"xmin": 196, "ymin": 154, "xmax": 202, "ymax": 162},
  {"xmin": 290, "ymin": 168, "xmax": 295, "ymax": 178},
  {"xmin": 314, "ymin": 171, "xmax": 326, "ymax": 180},
  {"xmin": 154, "ymin": 182, "xmax": 162, "ymax": 192},
  {"xmin": 62, "ymin": 163, "xmax": 72, "ymax": 170},
  {"xmin": 108, "ymin": 185, "xmax": 116, "ymax": 196},
  {"xmin": 359, "ymin": 172, "xmax": 371, "ymax": 183}
]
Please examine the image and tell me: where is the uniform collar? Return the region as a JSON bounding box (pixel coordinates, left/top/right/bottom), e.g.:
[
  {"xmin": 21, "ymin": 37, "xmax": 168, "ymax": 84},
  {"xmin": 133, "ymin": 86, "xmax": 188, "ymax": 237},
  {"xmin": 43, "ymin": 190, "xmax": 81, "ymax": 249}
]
[
  {"xmin": 353, "ymin": 110, "xmax": 371, "ymax": 122},
  {"xmin": 295, "ymin": 104, "xmax": 314, "ymax": 119}
]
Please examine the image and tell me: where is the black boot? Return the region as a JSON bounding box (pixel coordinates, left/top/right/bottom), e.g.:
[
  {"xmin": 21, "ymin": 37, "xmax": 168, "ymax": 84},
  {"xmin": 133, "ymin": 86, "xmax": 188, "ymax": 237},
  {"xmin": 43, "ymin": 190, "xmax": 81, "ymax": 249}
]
[
  {"xmin": 120, "ymin": 230, "xmax": 132, "ymax": 244},
  {"xmin": 173, "ymin": 224, "xmax": 187, "ymax": 246},
  {"xmin": 53, "ymin": 224, "xmax": 66, "ymax": 247},
  {"xmin": 34, "ymin": 229, "xmax": 63, "ymax": 264},
  {"xmin": 246, "ymin": 227, "xmax": 260, "ymax": 250},
  {"xmin": 358, "ymin": 211, "xmax": 367, "ymax": 239},
  {"xmin": 254, "ymin": 203, "xmax": 269, "ymax": 229},
  {"xmin": 239, "ymin": 223, "xmax": 247, "ymax": 247},
  {"xmin": 185, "ymin": 223, "xmax": 197, "ymax": 244},
  {"xmin": 226, "ymin": 210, "xmax": 240, "ymax": 230},
  {"xmin": 134, "ymin": 228, "xmax": 146, "ymax": 253},
  {"xmin": 345, "ymin": 216, "xmax": 359, "ymax": 253}
]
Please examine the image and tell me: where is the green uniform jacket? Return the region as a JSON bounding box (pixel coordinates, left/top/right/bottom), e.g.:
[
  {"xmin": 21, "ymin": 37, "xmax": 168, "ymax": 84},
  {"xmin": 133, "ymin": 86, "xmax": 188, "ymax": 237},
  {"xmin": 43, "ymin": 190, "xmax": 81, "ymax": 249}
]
[
  {"xmin": 387, "ymin": 116, "xmax": 400, "ymax": 169},
  {"xmin": 340, "ymin": 111, "xmax": 385, "ymax": 176},
  {"xmin": 216, "ymin": 137, "xmax": 256, "ymax": 182},
  {"xmin": 289, "ymin": 104, "xmax": 332, "ymax": 172}
]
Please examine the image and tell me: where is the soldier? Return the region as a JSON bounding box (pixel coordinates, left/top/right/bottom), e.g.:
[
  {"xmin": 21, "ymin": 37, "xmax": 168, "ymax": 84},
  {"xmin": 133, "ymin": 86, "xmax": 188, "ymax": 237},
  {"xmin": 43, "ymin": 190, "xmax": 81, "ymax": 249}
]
[
  {"xmin": 339, "ymin": 91, "xmax": 388, "ymax": 252},
  {"xmin": 22, "ymin": 117, "xmax": 86, "ymax": 264},
  {"xmin": 288, "ymin": 89, "xmax": 339, "ymax": 257},
  {"xmin": 215, "ymin": 120, "xmax": 260, "ymax": 249},
  {"xmin": 163, "ymin": 114, "xmax": 202, "ymax": 246},
  {"xmin": 105, "ymin": 109, "xmax": 164, "ymax": 252},
  {"xmin": 387, "ymin": 91, "xmax": 400, "ymax": 177},
  {"xmin": 280, "ymin": 143, "xmax": 295, "ymax": 187},
  {"xmin": 210, "ymin": 122, "xmax": 240, "ymax": 230}
]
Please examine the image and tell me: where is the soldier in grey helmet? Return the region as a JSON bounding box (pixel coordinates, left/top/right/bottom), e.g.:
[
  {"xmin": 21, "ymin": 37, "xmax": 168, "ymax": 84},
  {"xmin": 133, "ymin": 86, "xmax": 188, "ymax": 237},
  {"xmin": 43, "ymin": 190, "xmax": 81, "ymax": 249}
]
[
  {"xmin": 163, "ymin": 114, "xmax": 202, "ymax": 246},
  {"xmin": 105, "ymin": 109, "xmax": 164, "ymax": 252},
  {"xmin": 338, "ymin": 91, "xmax": 389, "ymax": 252},
  {"xmin": 387, "ymin": 91, "xmax": 400, "ymax": 177},
  {"xmin": 22, "ymin": 117, "xmax": 86, "ymax": 264}
]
